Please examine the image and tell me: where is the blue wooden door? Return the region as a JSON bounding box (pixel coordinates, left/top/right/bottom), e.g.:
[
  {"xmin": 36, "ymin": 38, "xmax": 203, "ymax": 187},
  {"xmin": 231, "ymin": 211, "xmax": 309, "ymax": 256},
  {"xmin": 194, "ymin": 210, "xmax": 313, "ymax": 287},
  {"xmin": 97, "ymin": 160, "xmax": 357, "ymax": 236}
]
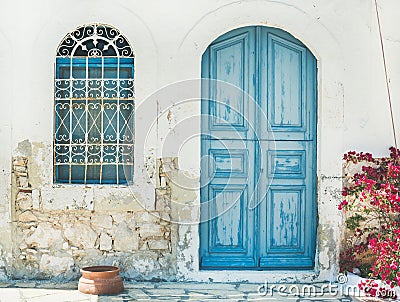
[{"xmin": 200, "ymin": 26, "xmax": 317, "ymax": 269}]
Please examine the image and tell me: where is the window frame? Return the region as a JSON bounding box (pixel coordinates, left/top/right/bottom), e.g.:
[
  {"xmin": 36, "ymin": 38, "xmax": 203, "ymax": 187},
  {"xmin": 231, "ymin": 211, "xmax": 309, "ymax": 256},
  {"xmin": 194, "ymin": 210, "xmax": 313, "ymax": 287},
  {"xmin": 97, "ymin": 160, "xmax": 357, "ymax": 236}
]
[{"xmin": 54, "ymin": 24, "xmax": 135, "ymax": 185}]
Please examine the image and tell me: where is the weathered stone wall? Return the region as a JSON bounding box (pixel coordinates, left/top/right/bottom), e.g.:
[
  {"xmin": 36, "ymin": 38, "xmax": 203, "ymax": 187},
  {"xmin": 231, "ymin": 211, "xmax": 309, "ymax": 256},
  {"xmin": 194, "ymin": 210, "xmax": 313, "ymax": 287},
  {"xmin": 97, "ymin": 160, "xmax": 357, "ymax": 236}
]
[{"xmin": 11, "ymin": 155, "xmax": 176, "ymax": 281}]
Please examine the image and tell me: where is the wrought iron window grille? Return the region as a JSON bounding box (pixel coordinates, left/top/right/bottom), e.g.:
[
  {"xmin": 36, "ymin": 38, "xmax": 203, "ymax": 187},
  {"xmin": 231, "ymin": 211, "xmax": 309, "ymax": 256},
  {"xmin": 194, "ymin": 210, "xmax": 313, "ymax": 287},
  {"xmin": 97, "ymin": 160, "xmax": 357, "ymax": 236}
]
[{"xmin": 54, "ymin": 24, "xmax": 134, "ymax": 184}]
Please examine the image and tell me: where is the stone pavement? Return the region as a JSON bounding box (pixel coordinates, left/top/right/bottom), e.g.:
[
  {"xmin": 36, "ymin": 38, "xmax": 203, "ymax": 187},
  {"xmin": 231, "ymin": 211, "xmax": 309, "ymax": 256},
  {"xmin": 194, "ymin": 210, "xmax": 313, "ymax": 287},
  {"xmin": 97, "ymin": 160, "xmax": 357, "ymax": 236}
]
[{"xmin": 0, "ymin": 281, "xmax": 387, "ymax": 302}]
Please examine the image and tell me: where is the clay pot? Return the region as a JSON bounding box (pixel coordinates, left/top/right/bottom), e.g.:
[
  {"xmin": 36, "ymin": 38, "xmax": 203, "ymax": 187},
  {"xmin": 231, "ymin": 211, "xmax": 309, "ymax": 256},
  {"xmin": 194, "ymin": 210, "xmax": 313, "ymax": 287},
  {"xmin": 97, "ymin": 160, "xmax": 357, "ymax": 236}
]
[{"xmin": 78, "ymin": 265, "xmax": 124, "ymax": 295}]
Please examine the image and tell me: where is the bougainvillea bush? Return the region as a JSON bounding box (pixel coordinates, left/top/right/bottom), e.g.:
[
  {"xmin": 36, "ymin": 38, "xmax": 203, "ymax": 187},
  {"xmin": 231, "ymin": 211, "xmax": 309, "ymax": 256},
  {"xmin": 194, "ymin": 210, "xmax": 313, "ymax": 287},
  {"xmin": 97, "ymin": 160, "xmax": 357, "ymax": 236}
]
[{"xmin": 339, "ymin": 147, "xmax": 400, "ymax": 289}]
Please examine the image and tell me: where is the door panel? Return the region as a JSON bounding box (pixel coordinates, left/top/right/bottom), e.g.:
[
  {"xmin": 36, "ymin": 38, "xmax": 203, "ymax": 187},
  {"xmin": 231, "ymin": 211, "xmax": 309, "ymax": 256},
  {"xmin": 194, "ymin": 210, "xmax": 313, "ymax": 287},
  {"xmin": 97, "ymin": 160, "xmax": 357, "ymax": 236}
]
[
  {"xmin": 212, "ymin": 37, "xmax": 245, "ymax": 127},
  {"xmin": 258, "ymin": 140, "xmax": 316, "ymax": 268},
  {"xmin": 210, "ymin": 149, "xmax": 248, "ymax": 179},
  {"xmin": 202, "ymin": 27, "xmax": 255, "ymax": 141},
  {"xmin": 200, "ymin": 184, "xmax": 256, "ymax": 268},
  {"xmin": 268, "ymin": 186, "xmax": 304, "ymax": 250},
  {"xmin": 209, "ymin": 184, "xmax": 248, "ymax": 253},
  {"xmin": 200, "ymin": 139, "xmax": 256, "ymax": 268},
  {"xmin": 269, "ymin": 35, "xmax": 306, "ymax": 129},
  {"xmin": 201, "ymin": 139, "xmax": 252, "ymax": 186},
  {"xmin": 260, "ymin": 32, "xmax": 316, "ymax": 141},
  {"xmin": 200, "ymin": 26, "xmax": 317, "ymax": 270}
]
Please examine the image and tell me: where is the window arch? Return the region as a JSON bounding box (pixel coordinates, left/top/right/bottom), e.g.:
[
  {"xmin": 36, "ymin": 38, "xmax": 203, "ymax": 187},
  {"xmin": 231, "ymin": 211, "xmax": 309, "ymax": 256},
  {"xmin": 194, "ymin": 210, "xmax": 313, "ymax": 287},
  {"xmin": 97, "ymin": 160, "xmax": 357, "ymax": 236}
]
[{"xmin": 54, "ymin": 24, "xmax": 134, "ymax": 184}]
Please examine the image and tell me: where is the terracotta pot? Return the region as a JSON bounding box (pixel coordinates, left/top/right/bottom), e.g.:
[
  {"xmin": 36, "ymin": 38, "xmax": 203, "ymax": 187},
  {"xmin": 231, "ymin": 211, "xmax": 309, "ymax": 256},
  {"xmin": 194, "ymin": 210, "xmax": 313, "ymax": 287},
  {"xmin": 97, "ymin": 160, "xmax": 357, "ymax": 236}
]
[{"xmin": 78, "ymin": 265, "xmax": 124, "ymax": 295}]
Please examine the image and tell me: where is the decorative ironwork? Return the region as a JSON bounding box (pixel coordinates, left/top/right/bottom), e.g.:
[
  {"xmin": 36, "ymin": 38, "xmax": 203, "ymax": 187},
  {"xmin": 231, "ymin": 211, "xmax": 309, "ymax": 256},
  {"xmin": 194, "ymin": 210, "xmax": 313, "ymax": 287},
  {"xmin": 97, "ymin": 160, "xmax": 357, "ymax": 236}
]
[
  {"xmin": 57, "ymin": 23, "xmax": 134, "ymax": 57},
  {"xmin": 54, "ymin": 24, "xmax": 134, "ymax": 184}
]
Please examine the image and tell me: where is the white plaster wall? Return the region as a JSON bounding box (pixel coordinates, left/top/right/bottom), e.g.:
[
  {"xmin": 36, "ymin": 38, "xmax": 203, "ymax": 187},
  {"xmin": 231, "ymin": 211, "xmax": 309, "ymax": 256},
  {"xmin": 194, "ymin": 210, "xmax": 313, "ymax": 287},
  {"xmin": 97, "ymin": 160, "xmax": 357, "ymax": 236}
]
[
  {"xmin": 0, "ymin": 23, "xmax": 13, "ymax": 279},
  {"xmin": 0, "ymin": 0, "xmax": 399, "ymax": 281}
]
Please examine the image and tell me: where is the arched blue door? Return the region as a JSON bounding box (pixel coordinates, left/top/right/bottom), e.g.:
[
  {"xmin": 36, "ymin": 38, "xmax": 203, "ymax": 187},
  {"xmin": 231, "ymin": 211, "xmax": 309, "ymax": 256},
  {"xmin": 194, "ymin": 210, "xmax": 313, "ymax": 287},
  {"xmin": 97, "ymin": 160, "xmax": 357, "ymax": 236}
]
[{"xmin": 200, "ymin": 26, "xmax": 317, "ymax": 269}]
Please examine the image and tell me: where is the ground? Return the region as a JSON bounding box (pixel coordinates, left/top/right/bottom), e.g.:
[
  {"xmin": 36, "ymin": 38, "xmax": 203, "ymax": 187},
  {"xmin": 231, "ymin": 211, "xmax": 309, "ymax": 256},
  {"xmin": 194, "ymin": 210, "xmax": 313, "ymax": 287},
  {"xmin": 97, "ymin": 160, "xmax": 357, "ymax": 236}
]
[{"xmin": 0, "ymin": 281, "xmax": 390, "ymax": 302}]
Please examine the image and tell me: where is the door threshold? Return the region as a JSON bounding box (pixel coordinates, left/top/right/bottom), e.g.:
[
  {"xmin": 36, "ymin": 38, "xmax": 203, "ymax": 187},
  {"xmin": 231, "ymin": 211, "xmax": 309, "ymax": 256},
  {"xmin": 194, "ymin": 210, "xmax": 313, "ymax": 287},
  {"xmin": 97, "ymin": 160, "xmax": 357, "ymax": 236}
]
[{"xmin": 181, "ymin": 270, "xmax": 319, "ymax": 283}]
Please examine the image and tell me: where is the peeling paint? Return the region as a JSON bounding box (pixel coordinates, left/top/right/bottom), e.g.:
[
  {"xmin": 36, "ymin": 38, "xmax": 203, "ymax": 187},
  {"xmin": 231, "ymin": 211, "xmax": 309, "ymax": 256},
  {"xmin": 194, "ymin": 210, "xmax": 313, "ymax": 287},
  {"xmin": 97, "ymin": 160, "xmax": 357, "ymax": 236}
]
[{"xmin": 15, "ymin": 140, "xmax": 32, "ymax": 157}]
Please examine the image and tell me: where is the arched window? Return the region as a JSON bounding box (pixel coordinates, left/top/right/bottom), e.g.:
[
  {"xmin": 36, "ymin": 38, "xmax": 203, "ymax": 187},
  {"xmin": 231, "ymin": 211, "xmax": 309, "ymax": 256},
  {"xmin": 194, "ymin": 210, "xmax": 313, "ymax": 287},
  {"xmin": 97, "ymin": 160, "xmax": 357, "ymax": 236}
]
[{"xmin": 54, "ymin": 24, "xmax": 134, "ymax": 184}]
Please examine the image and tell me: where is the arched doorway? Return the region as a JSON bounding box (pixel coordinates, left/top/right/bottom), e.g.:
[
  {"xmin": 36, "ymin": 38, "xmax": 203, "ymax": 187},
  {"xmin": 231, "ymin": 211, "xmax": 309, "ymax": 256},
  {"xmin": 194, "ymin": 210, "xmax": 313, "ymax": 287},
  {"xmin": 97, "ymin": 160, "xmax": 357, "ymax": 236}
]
[{"xmin": 200, "ymin": 26, "xmax": 317, "ymax": 269}]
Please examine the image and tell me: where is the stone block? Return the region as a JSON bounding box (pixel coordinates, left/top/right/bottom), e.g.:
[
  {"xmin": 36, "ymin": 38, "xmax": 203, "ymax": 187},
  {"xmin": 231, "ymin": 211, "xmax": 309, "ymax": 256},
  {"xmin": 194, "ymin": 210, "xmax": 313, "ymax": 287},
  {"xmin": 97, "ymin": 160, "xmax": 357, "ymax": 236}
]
[
  {"xmin": 13, "ymin": 157, "xmax": 27, "ymax": 167},
  {"xmin": 41, "ymin": 187, "xmax": 94, "ymax": 210},
  {"xmin": 71, "ymin": 249, "xmax": 86, "ymax": 258},
  {"xmin": 25, "ymin": 223, "xmax": 63, "ymax": 249},
  {"xmin": 18, "ymin": 176, "xmax": 28, "ymax": 188},
  {"xmin": 147, "ymin": 239, "xmax": 170, "ymax": 250},
  {"xmin": 39, "ymin": 254, "xmax": 74, "ymax": 276},
  {"xmin": 122, "ymin": 252, "xmax": 160, "ymax": 276},
  {"xmin": 113, "ymin": 222, "xmax": 139, "ymax": 251},
  {"xmin": 155, "ymin": 188, "xmax": 171, "ymax": 212},
  {"xmin": 111, "ymin": 213, "xmax": 126, "ymax": 224},
  {"xmin": 135, "ymin": 211, "xmax": 159, "ymax": 223},
  {"xmin": 99, "ymin": 233, "xmax": 112, "ymax": 251},
  {"xmin": 14, "ymin": 166, "xmax": 27, "ymax": 173},
  {"xmin": 16, "ymin": 192, "xmax": 33, "ymax": 211},
  {"xmin": 124, "ymin": 213, "xmax": 136, "ymax": 229},
  {"xmin": 32, "ymin": 189, "xmax": 40, "ymax": 209},
  {"xmin": 159, "ymin": 212, "xmax": 171, "ymax": 222},
  {"xmin": 79, "ymin": 248, "xmax": 102, "ymax": 264},
  {"xmin": 139, "ymin": 223, "xmax": 164, "ymax": 239},
  {"xmin": 18, "ymin": 211, "xmax": 37, "ymax": 222},
  {"xmin": 63, "ymin": 221, "xmax": 97, "ymax": 249},
  {"xmin": 91, "ymin": 215, "xmax": 112, "ymax": 229}
]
